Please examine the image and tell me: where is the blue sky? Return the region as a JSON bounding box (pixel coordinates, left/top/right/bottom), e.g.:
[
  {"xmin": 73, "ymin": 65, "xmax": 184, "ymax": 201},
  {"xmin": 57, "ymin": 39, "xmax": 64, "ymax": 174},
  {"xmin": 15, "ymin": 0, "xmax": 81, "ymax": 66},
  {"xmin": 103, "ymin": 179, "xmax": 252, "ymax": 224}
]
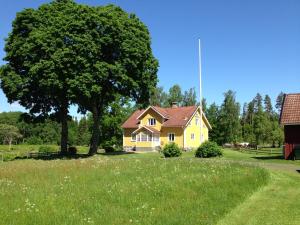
[{"xmin": 0, "ymin": 0, "xmax": 299, "ymax": 116}]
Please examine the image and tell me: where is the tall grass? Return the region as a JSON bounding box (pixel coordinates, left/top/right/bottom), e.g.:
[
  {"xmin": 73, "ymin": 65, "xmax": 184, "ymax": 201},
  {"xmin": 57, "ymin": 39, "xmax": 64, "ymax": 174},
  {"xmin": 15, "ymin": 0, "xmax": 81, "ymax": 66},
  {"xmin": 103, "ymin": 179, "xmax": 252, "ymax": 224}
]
[{"xmin": 0, "ymin": 157, "xmax": 269, "ymax": 225}]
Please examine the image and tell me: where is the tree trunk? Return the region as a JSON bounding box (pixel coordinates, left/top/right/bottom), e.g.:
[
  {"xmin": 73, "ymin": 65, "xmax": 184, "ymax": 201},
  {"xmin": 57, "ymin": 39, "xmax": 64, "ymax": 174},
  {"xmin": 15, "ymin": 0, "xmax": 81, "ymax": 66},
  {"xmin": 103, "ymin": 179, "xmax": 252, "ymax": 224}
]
[
  {"xmin": 89, "ymin": 106, "xmax": 101, "ymax": 155},
  {"xmin": 60, "ymin": 102, "xmax": 69, "ymax": 155}
]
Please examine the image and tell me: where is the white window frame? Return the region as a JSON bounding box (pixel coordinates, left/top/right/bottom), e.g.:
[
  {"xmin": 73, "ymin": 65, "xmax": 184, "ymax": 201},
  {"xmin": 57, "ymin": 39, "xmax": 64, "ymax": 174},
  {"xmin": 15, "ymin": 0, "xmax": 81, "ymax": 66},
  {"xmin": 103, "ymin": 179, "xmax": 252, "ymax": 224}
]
[
  {"xmin": 168, "ymin": 133, "xmax": 175, "ymax": 142},
  {"xmin": 148, "ymin": 118, "xmax": 156, "ymax": 126},
  {"xmin": 191, "ymin": 133, "xmax": 195, "ymax": 140}
]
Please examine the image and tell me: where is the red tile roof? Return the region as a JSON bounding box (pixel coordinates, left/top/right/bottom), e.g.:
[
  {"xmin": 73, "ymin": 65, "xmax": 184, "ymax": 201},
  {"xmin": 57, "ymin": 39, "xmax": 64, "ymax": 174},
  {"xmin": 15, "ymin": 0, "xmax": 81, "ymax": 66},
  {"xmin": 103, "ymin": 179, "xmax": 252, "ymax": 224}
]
[
  {"xmin": 280, "ymin": 93, "xmax": 300, "ymax": 125},
  {"xmin": 122, "ymin": 105, "xmax": 211, "ymax": 129},
  {"xmin": 121, "ymin": 109, "xmax": 145, "ymax": 128}
]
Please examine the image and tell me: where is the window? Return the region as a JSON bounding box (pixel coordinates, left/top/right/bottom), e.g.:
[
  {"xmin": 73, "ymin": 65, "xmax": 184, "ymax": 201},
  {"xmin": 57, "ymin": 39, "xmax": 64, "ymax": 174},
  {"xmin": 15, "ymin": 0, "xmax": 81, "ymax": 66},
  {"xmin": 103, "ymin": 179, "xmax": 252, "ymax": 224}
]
[
  {"xmin": 191, "ymin": 133, "xmax": 195, "ymax": 140},
  {"xmin": 148, "ymin": 118, "xmax": 156, "ymax": 126},
  {"xmin": 148, "ymin": 134, "xmax": 153, "ymax": 141},
  {"xmin": 195, "ymin": 117, "xmax": 199, "ymax": 126},
  {"xmin": 131, "ymin": 134, "xmax": 136, "ymax": 142},
  {"xmin": 168, "ymin": 133, "xmax": 175, "ymax": 142},
  {"xmin": 141, "ymin": 132, "xmax": 147, "ymax": 141}
]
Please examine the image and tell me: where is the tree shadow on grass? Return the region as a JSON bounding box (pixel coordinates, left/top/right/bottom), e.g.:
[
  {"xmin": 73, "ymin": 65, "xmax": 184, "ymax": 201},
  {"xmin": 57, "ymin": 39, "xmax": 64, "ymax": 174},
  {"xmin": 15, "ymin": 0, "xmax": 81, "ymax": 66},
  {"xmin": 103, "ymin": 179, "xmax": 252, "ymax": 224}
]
[
  {"xmin": 251, "ymin": 155, "xmax": 284, "ymax": 160},
  {"xmin": 11, "ymin": 151, "xmax": 136, "ymax": 161},
  {"xmin": 96, "ymin": 151, "xmax": 136, "ymax": 156},
  {"xmin": 13, "ymin": 152, "xmax": 91, "ymax": 161}
]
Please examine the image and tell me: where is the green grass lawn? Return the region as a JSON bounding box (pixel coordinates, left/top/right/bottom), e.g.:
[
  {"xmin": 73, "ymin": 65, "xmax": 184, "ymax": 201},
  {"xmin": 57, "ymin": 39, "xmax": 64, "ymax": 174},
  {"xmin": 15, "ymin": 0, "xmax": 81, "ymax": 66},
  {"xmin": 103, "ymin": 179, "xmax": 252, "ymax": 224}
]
[
  {"xmin": 1, "ymin": 146, "xmax": 300, "ymax": 224},
  {"xmin": 0, "ymin": 155, "xmax": 268, "ymax": 225}
]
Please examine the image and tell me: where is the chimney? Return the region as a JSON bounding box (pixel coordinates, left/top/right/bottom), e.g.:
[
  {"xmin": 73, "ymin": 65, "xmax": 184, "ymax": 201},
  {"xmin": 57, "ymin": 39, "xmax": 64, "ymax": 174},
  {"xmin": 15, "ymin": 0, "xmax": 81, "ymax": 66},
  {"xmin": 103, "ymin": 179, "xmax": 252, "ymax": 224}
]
[{"xmin": 171, "ymin": 102, "xmax": 178, "ymax": 108}]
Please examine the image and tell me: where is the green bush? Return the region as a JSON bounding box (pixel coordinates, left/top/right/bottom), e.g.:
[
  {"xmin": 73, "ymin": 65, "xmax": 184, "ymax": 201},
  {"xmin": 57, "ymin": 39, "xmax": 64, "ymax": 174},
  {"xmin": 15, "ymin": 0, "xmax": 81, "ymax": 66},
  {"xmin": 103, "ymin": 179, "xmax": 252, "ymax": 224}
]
[
  {"xmin": 195, "ymin": 141, "xmax": 223, "ymax": 158},
  {"xmin": 162, "ymin": 143, "xmax": 182, "ymax": 158},
  {"xmin": 68, "ymin": 146, "xmax": 77, "ymax": 155},
  {"xmin": 38, "ymin": 145, "xmax": 56, "ymax": 153}
]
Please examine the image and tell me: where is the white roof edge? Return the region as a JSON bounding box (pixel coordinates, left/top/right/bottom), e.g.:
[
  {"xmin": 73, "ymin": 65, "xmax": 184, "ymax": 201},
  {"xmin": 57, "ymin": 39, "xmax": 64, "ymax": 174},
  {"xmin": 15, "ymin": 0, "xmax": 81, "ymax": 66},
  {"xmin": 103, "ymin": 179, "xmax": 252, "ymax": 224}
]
[{"xmin": 132, "ymin": 125, "xmax": 155, "ymax": 134}]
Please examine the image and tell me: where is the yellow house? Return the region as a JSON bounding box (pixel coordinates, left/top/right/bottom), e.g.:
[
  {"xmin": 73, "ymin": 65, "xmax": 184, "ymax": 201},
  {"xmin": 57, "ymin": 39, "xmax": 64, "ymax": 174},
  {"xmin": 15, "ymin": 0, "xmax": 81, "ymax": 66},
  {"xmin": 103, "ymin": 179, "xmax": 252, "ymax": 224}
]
[{"xmin": 122, "ymin": 104, "xmax": 212, "ymax": 151}]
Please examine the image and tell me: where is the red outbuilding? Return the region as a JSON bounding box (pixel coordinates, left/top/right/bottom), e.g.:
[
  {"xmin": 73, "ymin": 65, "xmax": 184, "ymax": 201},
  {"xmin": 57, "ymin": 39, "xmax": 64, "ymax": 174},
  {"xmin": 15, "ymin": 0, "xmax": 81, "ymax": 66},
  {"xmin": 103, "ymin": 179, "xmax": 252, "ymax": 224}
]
[{"xmin": 280, "ymin": 93, "xmax": 300, "ymax": 160}]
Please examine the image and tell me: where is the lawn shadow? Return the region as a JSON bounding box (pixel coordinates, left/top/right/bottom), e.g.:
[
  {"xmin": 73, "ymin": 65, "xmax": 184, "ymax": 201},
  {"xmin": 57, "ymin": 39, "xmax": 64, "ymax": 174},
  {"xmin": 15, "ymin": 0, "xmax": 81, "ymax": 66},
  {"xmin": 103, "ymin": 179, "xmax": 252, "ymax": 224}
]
[
  {"xmin": 251, "ymin": 155, "xmax": 284, "ymax": 160},
  {"xmin": 96, "ymin": 151, "xmax": 136, "ymax": 156},
  {"xmin": 14, "ymin": 152, "xmax": 91, "ymax": 161}
]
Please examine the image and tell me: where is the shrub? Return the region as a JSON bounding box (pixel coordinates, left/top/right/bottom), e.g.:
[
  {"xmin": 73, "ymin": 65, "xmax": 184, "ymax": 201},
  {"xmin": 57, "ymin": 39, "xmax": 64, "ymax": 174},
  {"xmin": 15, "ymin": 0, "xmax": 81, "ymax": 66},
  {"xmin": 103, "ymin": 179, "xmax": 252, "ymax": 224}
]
[
  {"xmin": 68, "ymin": 146, "xmax": 77, "ymax": 155},
  {"xmin": 195, "ymin": 141, "xmax": 223, "ymax": 158},
  {"xmin": 162, "ymin": 143, "xmax": 182, "ymax": 158},
  {"xmin": 38, "ymin": 145, "xmax": 56, "ymax": 153}
]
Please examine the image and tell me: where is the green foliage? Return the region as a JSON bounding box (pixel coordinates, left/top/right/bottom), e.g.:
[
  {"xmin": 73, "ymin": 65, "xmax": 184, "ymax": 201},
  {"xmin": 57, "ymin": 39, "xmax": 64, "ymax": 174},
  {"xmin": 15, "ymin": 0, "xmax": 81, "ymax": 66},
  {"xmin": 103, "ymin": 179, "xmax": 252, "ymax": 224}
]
[
  {"xmin": 77, "ymin": 117, "xmax": 91, "ymax": 146},
  {"xmin": 167, "ymin": 84, "xmax": 183, "ymax": 106},
  {"xmin": 195, "ymin": 141, "xmax": 223, "ymax": 158},
  {"xmin": 182, "ymin": 88, "xmax": 197, "ymax": 106},
  {"xmin": 162, "ymin": 143, "xmax": 182, "ymax": 157},
  {"xmin": 205, "ymin": 91, "xmax": 284, "ymax": 147},
  {"xmin": 150, "ymin": 86, "xmax": 168, "ymax": 107},
  {"xmin": 275, "ymin": 92, "xmax": 284, "ymax": 113},
  {"xmin": 38, "ymin": 145, "xmax": 57, "ymax": 153},
  {"xmin": 217, "ymin": 90, "xmax": 242, "ymax": 144},
  {"xmin": 0, "ymin": 124, "xmax": 22, "ymax": 149}
]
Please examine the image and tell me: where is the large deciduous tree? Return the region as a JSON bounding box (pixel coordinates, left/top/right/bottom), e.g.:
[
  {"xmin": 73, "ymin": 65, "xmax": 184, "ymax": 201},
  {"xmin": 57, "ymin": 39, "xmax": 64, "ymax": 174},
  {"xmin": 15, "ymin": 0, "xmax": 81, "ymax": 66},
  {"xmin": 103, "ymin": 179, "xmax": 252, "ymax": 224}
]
[
  {"xmin": 0, "ymin": 0, "xmax": 86, "ymax": 154},
  {"xmin": 67, "ymin": 5, "xmax": 158, "ymax": 154},
  {"xmin": 0, "ymin": 1, "xmax": 158, "ymax": 155}
]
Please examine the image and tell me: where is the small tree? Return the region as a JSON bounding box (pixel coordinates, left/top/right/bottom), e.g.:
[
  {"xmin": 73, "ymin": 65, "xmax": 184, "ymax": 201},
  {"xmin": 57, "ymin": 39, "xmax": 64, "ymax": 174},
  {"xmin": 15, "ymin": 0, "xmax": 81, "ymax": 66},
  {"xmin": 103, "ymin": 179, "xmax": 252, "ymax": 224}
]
[{"xmin": 0, "ymin": 124, "xmax": 22, "ymax": 150}]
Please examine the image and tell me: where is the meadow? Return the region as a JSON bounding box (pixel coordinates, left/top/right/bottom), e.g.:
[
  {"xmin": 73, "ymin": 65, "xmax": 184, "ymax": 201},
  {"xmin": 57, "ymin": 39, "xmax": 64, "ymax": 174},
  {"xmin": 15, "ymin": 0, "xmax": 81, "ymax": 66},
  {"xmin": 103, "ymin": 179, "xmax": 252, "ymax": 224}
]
[
  {"xmin": 1, "ymin": 147, "xmax": 300, "ymax": 225},
  {"xmin": 0, "ymin": 152, "xmax": 268, "ymax": 225}
]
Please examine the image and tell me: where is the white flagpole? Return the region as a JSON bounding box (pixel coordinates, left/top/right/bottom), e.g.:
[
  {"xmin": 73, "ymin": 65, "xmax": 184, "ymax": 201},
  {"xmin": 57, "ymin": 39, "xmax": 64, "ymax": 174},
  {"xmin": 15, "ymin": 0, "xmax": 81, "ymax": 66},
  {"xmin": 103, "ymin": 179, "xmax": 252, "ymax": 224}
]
[{"xmin": 198, "ymin": 39, "xmax": 203, "ymax": 144}]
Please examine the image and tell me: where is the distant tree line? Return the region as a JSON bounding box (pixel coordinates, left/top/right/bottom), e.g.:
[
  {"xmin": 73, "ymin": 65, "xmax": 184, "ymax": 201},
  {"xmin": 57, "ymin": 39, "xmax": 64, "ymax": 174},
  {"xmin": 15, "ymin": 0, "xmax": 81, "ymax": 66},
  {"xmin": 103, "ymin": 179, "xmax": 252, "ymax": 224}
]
[
  {"xmin": 150, "ymin": 84, "xmax": 206, "ymax": 108},
  {"xmin": 0, "ymin": 97, "xmax": 135, "ymax": 149},
  {"xmin": 206, "ymin": 91, "xmax": 284, "ymax": 147}
]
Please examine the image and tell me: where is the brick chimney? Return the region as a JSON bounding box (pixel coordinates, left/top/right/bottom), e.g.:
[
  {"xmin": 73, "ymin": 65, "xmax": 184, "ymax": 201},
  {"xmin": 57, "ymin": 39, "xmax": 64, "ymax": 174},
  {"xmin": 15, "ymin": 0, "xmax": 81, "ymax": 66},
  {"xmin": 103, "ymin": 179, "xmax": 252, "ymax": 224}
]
[{"xmin": 171, "ymin": 102, "xmax": 178, "ymax": 108}]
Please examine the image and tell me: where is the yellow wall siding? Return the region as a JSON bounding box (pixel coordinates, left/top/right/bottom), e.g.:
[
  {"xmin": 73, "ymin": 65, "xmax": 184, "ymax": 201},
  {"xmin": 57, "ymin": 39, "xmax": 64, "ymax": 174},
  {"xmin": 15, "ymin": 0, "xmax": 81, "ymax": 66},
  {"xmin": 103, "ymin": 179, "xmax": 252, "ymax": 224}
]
[
  {"xmin": 123, "ymin": 128, "xmax": 136, "ymax": 147},
  {"xmin": 184, "ymin": 111, "xmax": 209, "ymax": 149},
  {"xmin": 139, "ymin": 108, "xmax": 164, "ymax": 130},
  {"xmin": 160, "ymin": 127, "xmax": 184, "ymax": 148}
]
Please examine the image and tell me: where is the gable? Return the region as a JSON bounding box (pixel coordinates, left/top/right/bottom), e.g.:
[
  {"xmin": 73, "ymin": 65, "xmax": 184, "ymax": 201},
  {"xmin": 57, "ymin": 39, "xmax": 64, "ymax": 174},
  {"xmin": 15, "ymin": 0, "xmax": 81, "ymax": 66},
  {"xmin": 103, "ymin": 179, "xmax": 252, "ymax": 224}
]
[
  {"xmin": 186, "ymin": 107, "xmax": 212, "ymax": 130},
  {"xmin": 138, "ymin": 107, "xmax": 165, "ymax": 123}
]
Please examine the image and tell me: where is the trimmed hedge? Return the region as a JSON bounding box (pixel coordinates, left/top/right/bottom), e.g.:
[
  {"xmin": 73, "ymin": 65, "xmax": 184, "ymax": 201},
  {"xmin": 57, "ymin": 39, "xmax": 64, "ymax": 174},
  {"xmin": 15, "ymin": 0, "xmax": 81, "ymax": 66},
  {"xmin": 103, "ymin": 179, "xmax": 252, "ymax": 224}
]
[
  {"xmin": 162, "ymin": 143, "xmax": 182, "ymax": 158},
  {"xmin": 195, "ymin": 141, "xmax": 223, "ymax": 158}
]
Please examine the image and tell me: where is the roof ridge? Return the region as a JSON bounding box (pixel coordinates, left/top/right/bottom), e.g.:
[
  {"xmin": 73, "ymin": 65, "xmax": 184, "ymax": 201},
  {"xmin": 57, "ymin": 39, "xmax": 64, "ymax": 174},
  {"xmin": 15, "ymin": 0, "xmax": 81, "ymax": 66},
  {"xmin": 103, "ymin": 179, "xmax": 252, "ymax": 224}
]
[{"xmin": 285, "ymin": 93, "xmax": 300, "ymax": 96}]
